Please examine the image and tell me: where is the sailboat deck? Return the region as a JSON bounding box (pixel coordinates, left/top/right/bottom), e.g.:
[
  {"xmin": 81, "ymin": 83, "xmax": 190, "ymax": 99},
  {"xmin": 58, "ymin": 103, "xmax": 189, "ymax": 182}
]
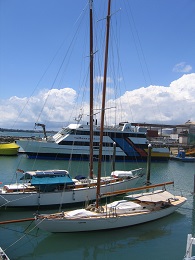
[{"xmin": 37, "ymin": 195, "xmax": 186, "ymax": 221}]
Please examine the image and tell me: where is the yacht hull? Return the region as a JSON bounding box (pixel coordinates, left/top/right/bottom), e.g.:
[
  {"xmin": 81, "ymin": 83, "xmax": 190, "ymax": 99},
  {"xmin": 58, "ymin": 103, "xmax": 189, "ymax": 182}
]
[
  {"xmin": 35, "ymin": 197, "xmax": 186, "ymax": 232},
  {"xmin": 0, "ymin": 177, "xmax": 140, "ymax": 207},
  {"xmin": 17, "ymin": 139, "xmax": 170, "ymax": 162}
]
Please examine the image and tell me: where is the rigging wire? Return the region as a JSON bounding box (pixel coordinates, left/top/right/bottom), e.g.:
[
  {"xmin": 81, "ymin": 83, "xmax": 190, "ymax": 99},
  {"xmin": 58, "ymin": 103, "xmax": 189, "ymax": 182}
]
[
  {"xmin": 4, "ymin": 219, "xmax": 42, "ymax": 252},
  {"xmin": 123, "ymin": 0, "xmax": 167, "ymax": 124},
  {"xmin": 35, "ymin": 7, "xmax": 89, "ymax": 125},
  {"xmin": 11, "ymin": 2, "xmax": 89, "ymax": 131}
]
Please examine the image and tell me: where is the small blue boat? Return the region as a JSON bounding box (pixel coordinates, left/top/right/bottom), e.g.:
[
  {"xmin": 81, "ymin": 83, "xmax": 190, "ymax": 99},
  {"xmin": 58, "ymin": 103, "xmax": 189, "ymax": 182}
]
[{"xmin": 171, "ymin": 150, "xmax": 195, "ymax": 162}]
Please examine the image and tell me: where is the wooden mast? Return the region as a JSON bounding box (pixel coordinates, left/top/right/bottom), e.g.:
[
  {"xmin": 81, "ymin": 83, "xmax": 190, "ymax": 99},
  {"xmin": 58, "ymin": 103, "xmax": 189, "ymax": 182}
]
[
  {"xmin": 96, "ymin": 0, "xmax": 111, "ymax": 207},
  {"xmin": 89, "ymin": 0, "xmax": 94, "ymax": 179}
]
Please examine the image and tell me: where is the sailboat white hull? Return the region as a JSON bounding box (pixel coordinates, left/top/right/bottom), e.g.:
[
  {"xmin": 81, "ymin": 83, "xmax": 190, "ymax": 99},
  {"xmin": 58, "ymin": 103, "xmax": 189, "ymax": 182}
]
[
  {"xmin": 0, "ymin": 177, "xmax": 140, "ymax": 207},
  {"xmin": 35, "ymin": 196, "xmax": 186, "ymax": 232}
]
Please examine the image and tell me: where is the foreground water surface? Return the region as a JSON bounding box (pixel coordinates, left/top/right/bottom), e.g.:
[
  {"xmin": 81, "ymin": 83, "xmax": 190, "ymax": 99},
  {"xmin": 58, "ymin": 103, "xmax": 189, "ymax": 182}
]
[{"xmin": 0, "ymin": 153, "xmax": 195, "ymax": 260}]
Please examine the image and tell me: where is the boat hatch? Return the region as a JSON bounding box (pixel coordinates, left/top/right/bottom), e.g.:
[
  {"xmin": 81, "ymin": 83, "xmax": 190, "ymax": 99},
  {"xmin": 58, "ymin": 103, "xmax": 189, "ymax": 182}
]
[{"xmin": 126, "ymin": 190, "xmax": 175, "ymax": 203}]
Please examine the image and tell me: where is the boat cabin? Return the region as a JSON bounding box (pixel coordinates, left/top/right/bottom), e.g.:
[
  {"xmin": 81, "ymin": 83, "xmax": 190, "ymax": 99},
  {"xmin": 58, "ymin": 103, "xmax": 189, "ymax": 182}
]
[{"xmin": 22, "ymin": 170, "xmax": 75, "ymax": 192}]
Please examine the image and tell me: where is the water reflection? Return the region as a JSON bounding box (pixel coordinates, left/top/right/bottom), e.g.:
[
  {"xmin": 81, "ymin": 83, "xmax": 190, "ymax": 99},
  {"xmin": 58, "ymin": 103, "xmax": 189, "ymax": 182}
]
[{"xmin": 0, "ymin": 156, "xmax": 194, "ymax": 260}]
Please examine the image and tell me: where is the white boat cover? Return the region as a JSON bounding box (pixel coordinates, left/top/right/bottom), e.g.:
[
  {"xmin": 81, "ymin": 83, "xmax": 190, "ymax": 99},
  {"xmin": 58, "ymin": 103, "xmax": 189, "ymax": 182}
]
[
  {"xmin": 3, "ymin": 183, "xmax": 29, "ymax": 189},
  {"xmin": 125, "ymin": 190, "xmax": 175, "ymax": 203},
  {"xmin": 23, "ymin": 169, "xmax": 69, "ymax": 177},
  {"xmin": 66, "ymin": 209, "xmax": 98, "ymax": 218},
  {"xmin": 106, "ymin": 200, "xmax": 143, "ymax": 210},
  {"xmin": 111, "ymin": 168, "xmax": 143, "ymax": 177},
  {"xmin": 111, "ymin": 171, "xmax": 133, "ymax": 177}
]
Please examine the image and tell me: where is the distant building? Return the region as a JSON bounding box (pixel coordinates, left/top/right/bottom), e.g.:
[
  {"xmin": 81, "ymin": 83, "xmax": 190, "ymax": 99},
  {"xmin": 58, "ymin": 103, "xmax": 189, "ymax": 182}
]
[{"xmin": 131, "ymin": 120, "xmax": 195, "ymax": 146}]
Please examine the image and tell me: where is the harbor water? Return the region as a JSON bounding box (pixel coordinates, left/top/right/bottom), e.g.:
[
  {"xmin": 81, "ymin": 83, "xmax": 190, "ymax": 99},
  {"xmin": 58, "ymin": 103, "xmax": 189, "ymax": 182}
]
[{"xmin": 0, "ymin": 150, "xmax": 195, "ymax": 259}]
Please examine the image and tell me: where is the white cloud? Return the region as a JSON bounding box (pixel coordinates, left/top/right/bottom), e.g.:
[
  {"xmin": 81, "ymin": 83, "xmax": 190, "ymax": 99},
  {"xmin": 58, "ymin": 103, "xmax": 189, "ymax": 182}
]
[
  {"xmin": 173, "ymin": 62, "xmax": 192, "ymax": 73},
  {"xmin": 0, "ymin": 73, "xmax": 195, "ymax": 130},
  {"xmin": 94, "ymin": 76, "xmax": 113, "ymax": 84},
  {"xmin": 0, "ymin": 88, "xmax": 77, "ymax": 130},
  {"xmin": 103, "ymin": 73, "xmax": 195, "ymax": 125}
]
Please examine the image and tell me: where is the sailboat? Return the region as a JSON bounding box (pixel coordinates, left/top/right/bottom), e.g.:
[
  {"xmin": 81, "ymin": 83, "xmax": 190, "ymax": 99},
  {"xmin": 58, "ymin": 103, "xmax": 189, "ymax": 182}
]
[
  {"xmin": 15, "ymin": 2, "xmax": 170, "ymax": 163},
  {"xmin": 16, "ymin": 4, "xmax": 170, "ymax": 162},
  {"xmin": 0, "ymin": 167, "xmax": 143, "ymax": 207},
  {"xmin": 34, "ymin": 149, "xmax": 186, "ymax": 233},
  {"xmin": 0, "ymin": 0, "xmax": 143, "ymax": 208},
  {"xmin": 34, "ymin": 0, "xmax": 186, "ymax": 232},
  {"xmin": 35, "ymin": 183, "xmax": 186, "ymax": 232}
]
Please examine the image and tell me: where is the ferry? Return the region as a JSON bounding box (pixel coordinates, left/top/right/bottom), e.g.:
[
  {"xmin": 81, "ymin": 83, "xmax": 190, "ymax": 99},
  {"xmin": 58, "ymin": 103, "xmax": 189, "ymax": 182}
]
[{"xmin": 16, "ymin": 122, "xmax": 170, "ymax": 161}]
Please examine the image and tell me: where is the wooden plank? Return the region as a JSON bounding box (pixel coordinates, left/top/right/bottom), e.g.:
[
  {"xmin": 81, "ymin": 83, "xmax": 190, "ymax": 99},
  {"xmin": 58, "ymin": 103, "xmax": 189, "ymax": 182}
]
[
  {"xmin": 0, "ymin": 217, "xmax": 34, "ymax": 225},
  {"xmin": 101, "ymin": 181, "xmax": 174, "ymax": 197}
]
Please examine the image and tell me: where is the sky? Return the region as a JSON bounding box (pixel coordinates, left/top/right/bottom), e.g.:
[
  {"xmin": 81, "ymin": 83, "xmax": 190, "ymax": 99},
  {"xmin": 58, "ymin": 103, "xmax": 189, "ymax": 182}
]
[{"xmin": 0, "ymin": 0, "xmax": 195, "ymax": 130}]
